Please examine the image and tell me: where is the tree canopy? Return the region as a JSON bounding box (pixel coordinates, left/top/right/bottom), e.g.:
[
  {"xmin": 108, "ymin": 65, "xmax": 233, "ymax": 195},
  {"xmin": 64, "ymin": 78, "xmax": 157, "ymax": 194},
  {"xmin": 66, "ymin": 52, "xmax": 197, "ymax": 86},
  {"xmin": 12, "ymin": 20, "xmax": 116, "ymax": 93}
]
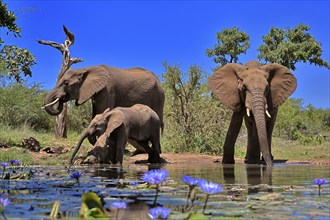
[
  {"xmin": 206, "ymin": 27, "xmax": 250, "ymax": 67},
  {"xmin": 258, "ymin": 24, "xmax": 330, "ymax": 70},
  {"xmin": 0, "ymin": 1, "xmax": 36, "ymax": 83}
]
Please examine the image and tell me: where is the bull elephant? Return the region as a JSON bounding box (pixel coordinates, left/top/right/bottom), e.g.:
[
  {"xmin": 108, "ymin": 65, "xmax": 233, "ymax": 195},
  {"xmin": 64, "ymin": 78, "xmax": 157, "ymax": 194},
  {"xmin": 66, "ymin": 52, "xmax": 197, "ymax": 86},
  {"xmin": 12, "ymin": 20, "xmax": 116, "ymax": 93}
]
[
  {"xmin": 70, "ymin": 104, "xmax": 162, "ymax": 164},
  {"xmin": 43, "ymin": 65, "xmax": 165, "ymax": 146},
  {"xmin": 208, "ymin": 60, "xmax": 297, "ymax": 166}
]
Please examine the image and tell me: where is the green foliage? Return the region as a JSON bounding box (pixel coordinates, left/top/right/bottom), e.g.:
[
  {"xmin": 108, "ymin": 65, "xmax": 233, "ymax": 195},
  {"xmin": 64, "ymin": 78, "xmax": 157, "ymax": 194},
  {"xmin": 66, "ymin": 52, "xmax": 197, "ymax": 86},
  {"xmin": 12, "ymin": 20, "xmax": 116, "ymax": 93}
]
[
  {"xmin": 1, "ymin": 45, "xmax": 36, "ymax": 83},
  {"xmin": 0, "ymin": 83, "xmax": 93, "ymax": 138},
  {"xmin": 0, "ymin": 83, "xmax": 53, "ymax": 131},
  {"xmin": 0, "ymin": 1, "xmax": 21, "ymax": 39},
  {"xmin": 258, "ymin": 24, "xmax": 330, "ymax": 70},
  {"xmin": 206, "ymin": 27, "xmax": 250, "ymax": 67},
  {"xmin": 274, "ymin": 98, "xmax": 329, "ymax": 144},
  {"xmin": 67, "ymin": 100, "xmax": 92, "ymax": 134},
  {"xmin": 0, "ymin": 1, "xmax": 36, "ymax": 83},
  {"xmin": 162, "ymin": 62, "xmax": 230, "ymax": 154}
]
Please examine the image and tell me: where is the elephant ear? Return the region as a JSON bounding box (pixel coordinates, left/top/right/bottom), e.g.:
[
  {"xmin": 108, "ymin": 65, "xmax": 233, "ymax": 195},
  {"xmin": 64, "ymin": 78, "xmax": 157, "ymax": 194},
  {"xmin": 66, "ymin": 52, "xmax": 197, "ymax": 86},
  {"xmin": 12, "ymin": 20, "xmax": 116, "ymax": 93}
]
[
  {"xmin": 208, "ymin": 63, "xmax": 245, "ymax": 111},
  {"xmin": 77, "ymin": 66, "xmax": 111, "ymax": 105},
  {"xmin": 262, "ymin": 63, "xmax": 297, "ymax": 108},
  {"xmin": 95, "ymin": 111, "xmax": 124, "ymax": 147}
]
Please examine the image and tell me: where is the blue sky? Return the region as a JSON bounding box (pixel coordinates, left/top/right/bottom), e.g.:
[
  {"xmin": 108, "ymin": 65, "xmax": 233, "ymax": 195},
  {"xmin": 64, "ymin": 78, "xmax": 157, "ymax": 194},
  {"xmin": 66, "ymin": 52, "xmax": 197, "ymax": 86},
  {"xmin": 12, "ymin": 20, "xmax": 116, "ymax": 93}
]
[{"xmin": 2, "ymin": 1, "xmax": 329, "ymax": 108}]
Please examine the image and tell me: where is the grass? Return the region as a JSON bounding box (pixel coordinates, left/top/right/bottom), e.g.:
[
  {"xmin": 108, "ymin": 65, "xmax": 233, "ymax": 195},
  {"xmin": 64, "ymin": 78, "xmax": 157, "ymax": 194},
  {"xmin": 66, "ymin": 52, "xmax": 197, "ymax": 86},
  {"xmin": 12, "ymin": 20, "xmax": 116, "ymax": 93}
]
[
  {"xmin": 0, "ymin": 125, "xmax": 329, "ymax": 166},
  {"xmin": 0, "ymin": 125, "xmax": 87, "ymax": 165},
  {"xmin": 234, "ymin": 136, "xmax": 330, "ymax": 161}
]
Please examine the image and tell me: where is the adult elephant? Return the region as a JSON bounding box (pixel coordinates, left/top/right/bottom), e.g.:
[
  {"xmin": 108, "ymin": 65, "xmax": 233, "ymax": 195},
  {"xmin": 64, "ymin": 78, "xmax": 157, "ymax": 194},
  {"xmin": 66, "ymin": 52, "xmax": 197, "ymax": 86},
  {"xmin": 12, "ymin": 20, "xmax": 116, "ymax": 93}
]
[
  {"xmin": 208, "ymin": 60, "xmax": 297, "ymax": 166},
  {"xmin": 44, "ymin": 65, "xmax": 165, "ymax": 145}
]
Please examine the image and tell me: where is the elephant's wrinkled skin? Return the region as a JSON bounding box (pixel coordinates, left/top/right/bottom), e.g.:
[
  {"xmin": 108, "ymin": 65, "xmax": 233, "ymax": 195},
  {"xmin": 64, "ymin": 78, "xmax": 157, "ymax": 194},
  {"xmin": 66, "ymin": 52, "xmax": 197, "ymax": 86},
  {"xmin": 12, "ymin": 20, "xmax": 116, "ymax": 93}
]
[
  {"xmin": 208, "ymin": 60, "xmax": 297, "ymax": 166},
  {"xmin": 70, "ymin": 104, "xmax": 162, "ymax": 164},
  {"xmin": 44, "ymin": 65, "xmax": 165, "ymax": 145}
]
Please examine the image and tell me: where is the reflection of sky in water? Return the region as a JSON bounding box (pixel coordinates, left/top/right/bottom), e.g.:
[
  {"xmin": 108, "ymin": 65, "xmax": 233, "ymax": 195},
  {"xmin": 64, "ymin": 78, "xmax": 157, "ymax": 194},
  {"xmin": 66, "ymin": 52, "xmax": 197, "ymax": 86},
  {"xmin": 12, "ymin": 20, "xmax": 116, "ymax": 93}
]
[{"xmin": 0, "ymin": 164, "xmax": 329, "ymax": 219}]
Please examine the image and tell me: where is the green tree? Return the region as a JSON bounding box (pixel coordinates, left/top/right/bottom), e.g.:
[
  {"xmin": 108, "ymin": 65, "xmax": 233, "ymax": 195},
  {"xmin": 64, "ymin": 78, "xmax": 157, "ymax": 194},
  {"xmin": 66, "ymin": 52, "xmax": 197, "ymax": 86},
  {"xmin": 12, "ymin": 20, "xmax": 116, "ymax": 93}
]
[
  {"xmin": 206, "ymin": 27, "xmax": 250, "ymax": 67},
  {"xmin": 162, "ymin": 62, "xmax": 230, "ymax": 154},
  {"xmin": 258, "ymin": 24, "xmax": 330, "ymax": 70},
  {"xmin": 0, "ymin": 1, "xmax": 36, "ymax": 83}
]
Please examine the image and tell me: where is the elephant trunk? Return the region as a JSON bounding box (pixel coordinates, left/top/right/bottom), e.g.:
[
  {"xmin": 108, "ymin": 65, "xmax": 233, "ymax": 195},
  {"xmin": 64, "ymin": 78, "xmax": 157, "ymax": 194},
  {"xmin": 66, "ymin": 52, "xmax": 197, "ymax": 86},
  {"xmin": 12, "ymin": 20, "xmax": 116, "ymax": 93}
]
[
  {"xmin": 44, "ymin": 91, "xmax": 63, "ymax": 116},
  {"xmin": 251, "ymin": 93, "xmax": 273, "ymax": 166},
  {"xmin": 70, "ymin": 131, "xmax": 89, "ymax": 164}
]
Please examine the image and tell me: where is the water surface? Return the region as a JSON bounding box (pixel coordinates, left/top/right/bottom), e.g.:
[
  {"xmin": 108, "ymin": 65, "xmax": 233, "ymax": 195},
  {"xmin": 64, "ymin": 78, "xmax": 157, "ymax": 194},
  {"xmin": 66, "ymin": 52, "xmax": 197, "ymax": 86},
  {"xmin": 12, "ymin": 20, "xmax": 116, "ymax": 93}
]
[{"xmin": 1, "ymin": 162, "xmax": 329, "ymax": 219}]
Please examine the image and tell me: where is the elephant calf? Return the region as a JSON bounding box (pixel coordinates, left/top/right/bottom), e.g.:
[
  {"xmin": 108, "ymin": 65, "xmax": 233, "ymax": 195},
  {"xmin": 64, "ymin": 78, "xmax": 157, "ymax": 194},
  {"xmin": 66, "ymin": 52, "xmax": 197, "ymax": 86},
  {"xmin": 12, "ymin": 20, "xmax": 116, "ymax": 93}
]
[{"xmin": 70, "ymin": 104, "xmax": 162, "ymax": 164}]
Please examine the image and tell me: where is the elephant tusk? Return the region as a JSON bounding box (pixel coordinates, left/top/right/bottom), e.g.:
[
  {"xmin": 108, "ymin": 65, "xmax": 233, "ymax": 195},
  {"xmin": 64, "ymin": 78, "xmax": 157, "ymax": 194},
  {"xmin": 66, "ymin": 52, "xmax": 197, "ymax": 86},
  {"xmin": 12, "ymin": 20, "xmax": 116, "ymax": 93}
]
[
  {"xmin": 42, "ymin": 98, "xmax": 60, "ymax": 109},
  {"xmin": 246, "ymin": 108, "xmax": 250, "ymax": 117},
  {"xmin": 266, "ymin": 110, "xmax": 271, "ymax": 118}
]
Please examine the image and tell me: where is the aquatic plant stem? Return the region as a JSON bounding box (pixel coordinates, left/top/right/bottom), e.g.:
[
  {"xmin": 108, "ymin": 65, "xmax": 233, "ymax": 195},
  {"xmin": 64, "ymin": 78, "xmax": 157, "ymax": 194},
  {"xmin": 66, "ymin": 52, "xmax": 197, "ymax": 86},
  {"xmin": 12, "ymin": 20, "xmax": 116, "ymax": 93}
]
[
  {"xmin": 184, "ymin": 188, "xmax": 193, "ymax": 212},
  {"xmin": 1, "ymin": 212, "xmax": 8, "ymax": 220},
  {"xmin": 115, "ymin": 209, "xmax": 119, "ymax": 219},
  {"xmin": 203, "ymin": 194, "xmax": 210, "ymax": 213},
  {"xmin": 153, "ymin": 185, "xmax": 159, "ymax": 206},
  {"xmin": 318, "ymin": 185, "xmax": 321, "ymax": 196}
]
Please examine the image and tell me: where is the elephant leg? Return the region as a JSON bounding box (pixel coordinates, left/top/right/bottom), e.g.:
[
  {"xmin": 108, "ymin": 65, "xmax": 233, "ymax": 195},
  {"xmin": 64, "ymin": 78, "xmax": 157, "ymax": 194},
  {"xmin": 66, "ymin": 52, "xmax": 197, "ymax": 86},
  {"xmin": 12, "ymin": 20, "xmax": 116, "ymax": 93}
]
[
  {"xmin": 136, "ymin": 141, "xmax": 153, "ymax": 155},
  {"xmin": 115, "ymin": 128, "xmax": 127, "ymax": 164},
  {"xmin": 128, "ymin": 139, "xmax": 148, "ymax": 155},
  {"xmin": 148, "ymin": 133, "xmax": 161, "ymax": 163},
  {"xmin": 244, "ymin": 119, "xmax": 261, "ymax": 164},
  {"xmin": 107, "ymin": 138, "xmax": 117, "ymax": 164},
  {"xmin": 222, "ymin": 111, "xmax": 244, "ymax": 164}
]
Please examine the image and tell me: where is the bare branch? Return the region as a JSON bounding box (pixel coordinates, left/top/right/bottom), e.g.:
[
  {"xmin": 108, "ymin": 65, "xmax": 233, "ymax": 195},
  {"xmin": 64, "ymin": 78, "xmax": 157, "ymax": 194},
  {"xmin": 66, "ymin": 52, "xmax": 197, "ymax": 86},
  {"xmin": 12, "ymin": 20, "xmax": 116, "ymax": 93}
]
[
  {"xmin": 37, "ymin": 26, "xmax": 83, "ymax": 80},
  {"xmin": 70, "ymin": 57, "xmax": 84, "ymax": 65},
  {"xmin": 63, "ymin": 25, "xmax": 74, "ymax": 46},
  {"xmin": 37, "ymin": 40, "xmax": 64, "ymax": 52}
]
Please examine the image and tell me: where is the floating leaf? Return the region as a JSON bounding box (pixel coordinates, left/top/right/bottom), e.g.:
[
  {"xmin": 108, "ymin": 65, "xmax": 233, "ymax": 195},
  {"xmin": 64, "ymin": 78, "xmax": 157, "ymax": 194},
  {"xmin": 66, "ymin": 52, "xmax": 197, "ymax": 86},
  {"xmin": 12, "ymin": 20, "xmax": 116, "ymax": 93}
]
[
  {"xmin": 79, "ymin": 192, "xmax": 107, "ymax": 219},
  {"xmin": 255, "ymin": 193, "xmax": 281, "ymax": 201},
  {"xmin": 185, "ymin": 212, "xmax": 208, "ymax": 220}
]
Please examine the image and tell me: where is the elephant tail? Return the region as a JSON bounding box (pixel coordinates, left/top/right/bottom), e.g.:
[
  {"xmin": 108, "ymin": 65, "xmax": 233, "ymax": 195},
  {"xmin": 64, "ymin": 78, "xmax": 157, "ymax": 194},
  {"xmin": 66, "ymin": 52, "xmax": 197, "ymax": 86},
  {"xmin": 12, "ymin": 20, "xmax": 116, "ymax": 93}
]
[{"xmin": 161, "ymin": 122, "xmax": 164, "ymax": 136}]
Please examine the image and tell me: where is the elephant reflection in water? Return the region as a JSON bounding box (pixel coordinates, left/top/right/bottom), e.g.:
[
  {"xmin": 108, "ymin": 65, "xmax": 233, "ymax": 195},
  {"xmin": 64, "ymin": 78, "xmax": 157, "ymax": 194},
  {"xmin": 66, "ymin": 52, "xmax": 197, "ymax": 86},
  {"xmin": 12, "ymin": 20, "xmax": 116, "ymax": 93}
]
[{"xmin": 222, "ymin": 165, "xmax": 273, "ymax": 194}]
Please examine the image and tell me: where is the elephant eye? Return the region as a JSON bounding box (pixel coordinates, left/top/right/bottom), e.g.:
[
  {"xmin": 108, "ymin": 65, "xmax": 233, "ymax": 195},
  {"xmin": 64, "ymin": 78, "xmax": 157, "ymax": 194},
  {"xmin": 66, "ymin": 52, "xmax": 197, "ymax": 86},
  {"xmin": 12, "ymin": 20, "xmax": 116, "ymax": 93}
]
[{"xmin": 63, "ymin": 80, "xmax": 69, "ymax": 86}]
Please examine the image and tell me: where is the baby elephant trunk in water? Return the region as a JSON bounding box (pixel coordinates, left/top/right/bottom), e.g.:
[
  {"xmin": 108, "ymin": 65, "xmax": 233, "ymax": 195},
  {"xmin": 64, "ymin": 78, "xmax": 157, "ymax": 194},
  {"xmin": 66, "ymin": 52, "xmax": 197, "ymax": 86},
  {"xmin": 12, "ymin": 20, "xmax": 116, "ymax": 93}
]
[
  {"xmin": 70, "ymin": 132, "xmax": 89, "ymax": 164},
  {"xmin": 252, "ymin": 95, "xmax": 273, "ymax": 166}
]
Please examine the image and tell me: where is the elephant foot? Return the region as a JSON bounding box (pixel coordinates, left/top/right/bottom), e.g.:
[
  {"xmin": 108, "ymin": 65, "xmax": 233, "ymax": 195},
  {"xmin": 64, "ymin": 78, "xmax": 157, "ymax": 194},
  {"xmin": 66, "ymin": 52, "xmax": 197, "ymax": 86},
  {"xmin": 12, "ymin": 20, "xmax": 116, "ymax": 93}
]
[
  {"xmin": 222, "ymin": 158, "xmax": 235, "ymax": 164},
  {"xmin": 261, "ymin": 155, "xmax": 274, "ymax": 161},
  {"xmin": 147, "ymin": 154, "xmax": 164, "ymax": 163},
  {"xmin": 244, "ymin": 158, "xmax": 262, "ymax": 164}
]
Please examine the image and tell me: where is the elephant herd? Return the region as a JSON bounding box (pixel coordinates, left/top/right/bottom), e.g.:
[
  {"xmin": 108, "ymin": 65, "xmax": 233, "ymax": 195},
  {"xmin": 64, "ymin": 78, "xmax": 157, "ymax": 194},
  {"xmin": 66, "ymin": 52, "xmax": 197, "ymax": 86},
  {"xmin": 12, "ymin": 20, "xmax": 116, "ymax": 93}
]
[{"xmin": 43, "ymin": 60, "xmax": 297, "ymax": 167}]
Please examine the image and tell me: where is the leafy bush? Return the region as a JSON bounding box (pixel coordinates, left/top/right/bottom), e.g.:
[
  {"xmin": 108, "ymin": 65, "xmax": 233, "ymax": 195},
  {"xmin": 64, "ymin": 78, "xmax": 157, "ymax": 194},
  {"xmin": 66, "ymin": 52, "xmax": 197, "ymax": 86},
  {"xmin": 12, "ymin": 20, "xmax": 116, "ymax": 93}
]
[
  {"xmin": 67, "ymin": 100, "xmax": 92, "ymax": 134},
  {"xmin": 0, "ymin": 83, "xmax": 53, "ymax": 131},
  {"xmin": 161, "ymin": 62, "xmax": 231, "ymax": 154},
  {"xmin": 275, "ymin": 98, "xmax": 329, "ymax": 144}
]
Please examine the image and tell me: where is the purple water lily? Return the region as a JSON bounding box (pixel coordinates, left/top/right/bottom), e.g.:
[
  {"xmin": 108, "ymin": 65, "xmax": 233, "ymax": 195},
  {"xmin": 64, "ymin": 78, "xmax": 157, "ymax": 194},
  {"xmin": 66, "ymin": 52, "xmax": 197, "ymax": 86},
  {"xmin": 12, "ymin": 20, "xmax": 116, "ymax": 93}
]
[
  {"xmin": 198, "ymin": 179, "xmax": 222, "ymax": 213},
  {"xmin": 111, "ymin": 201, "xmax": 127, "ymax": 209},
  {"xmin": 142, "ymin": 169, "xmax": 169, "ymax": 206},
  {"xmin": 148, "ymin": 206, "xmax": 170, "ymax": 219},
  {"xmin": 9, "ymin": 160, "xmax": 21, "ymax": 166},
  {"xmin": 70, "ymin": 171, "xmax": 82, "ymax": 185},
  {"xmin": 313, "ymin": 178, "xmax": 328, "ymax": 196},
  {"xmin": 182, "ymin": 175, "xmax": 200, "ymax": 211},
  {"xmin": 198, "ymin": 179, "xmax": 222, "ymax": 194},
  {"xmin": 142, "ymin": 169, "xmax": 168, "ymax": 185}
]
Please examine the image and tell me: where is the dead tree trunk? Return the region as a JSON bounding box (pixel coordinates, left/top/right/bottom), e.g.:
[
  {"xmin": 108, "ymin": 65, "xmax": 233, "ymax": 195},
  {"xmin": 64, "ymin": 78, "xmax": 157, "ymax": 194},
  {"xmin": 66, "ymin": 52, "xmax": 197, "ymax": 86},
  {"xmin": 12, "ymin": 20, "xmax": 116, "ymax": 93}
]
[{"xmin": 38, "ymin": 26, "xmax": 83, "ymax": 138}]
